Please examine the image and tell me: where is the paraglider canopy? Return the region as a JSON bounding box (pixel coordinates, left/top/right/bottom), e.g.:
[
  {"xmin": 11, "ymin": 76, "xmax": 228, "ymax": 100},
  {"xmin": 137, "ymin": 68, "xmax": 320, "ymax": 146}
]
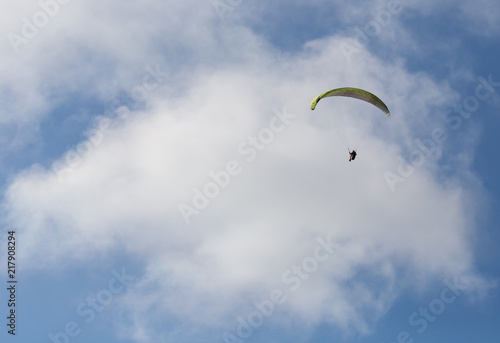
[{"xmin": 310, "ymin": 87, "xmax": 390, "ymax": 117}]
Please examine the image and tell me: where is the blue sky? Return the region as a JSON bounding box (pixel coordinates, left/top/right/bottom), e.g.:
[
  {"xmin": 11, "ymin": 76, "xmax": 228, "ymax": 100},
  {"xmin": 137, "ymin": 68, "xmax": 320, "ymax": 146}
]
[{"xmin": 1, "ymin": 0, "xmax": 500, "ymax": 342}]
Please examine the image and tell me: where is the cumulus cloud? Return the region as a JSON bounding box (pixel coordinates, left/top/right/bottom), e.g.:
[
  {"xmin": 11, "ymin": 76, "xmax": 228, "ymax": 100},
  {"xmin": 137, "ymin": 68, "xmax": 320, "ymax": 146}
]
[{"xmin": 0, "ymin": 0, "xmax": 493, "ymax": 342}]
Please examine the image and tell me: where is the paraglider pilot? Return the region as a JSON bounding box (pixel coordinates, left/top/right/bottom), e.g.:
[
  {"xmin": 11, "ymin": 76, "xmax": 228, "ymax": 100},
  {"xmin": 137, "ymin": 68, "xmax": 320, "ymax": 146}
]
[{"xmin": 349, "ymin": 150, "xmax": 357, "ymax": 162}]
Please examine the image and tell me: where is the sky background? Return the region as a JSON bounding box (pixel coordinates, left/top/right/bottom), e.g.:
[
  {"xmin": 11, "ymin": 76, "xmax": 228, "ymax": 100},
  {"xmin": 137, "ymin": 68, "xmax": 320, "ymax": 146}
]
[{"xmin": 1, "ymin": 0, "xmax": 500, "ymax": 342}]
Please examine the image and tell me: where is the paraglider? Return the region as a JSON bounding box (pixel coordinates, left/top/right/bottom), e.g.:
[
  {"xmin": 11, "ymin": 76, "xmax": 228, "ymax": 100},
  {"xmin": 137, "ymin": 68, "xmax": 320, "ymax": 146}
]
[
  {"xmin": 349, "ymin": 150, "xmax": 357, "ymax": 162},
  {"xmin": 310, "ymin": 87, "xmax": 390, "ymax": 161},
  {"xmin": 310, "ymin": 87, "xmax": 390, "ymax": 116}
]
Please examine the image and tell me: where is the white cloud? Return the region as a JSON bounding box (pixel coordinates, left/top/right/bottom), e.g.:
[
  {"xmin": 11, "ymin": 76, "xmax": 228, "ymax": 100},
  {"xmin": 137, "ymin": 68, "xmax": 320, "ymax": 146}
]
[
  {"xmin": 0, "ymin": 0, "xmax": 494, "ymax": 342},
  {"xmin": 4, "ymin": 38, "xmax": 489, "ymax": 341}
]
